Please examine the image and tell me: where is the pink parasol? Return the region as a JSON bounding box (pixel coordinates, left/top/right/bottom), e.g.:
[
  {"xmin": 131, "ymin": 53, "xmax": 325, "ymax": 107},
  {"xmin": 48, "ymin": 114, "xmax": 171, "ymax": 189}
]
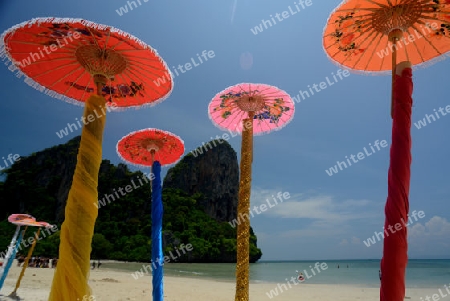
[
  {"xmin": 8, "ymin": 214, "xmax": 40, "ymax": 227},
  {"xmin": 208, "ymin": 83, "xmax": 295, "ymax": 301},
  {"xmin": 208, "ymin": 83, "xmax": 294, "ymax": 135}
]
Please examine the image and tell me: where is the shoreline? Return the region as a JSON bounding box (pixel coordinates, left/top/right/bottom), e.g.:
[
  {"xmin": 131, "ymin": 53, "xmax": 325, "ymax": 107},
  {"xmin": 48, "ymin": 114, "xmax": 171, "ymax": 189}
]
[{"xmin": 0, "ymin": 265, "xmax": 440, "ymax": 301}]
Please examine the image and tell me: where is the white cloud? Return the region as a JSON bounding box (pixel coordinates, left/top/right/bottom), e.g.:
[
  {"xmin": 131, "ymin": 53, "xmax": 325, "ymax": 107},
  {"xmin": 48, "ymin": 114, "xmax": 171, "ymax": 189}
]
[
  {"xmin": 250, "ymin": 187, "xmax": 378, "ymax": 223},
  {"xmin": 409, "ymin": 216, "xmax": 450, "ymax": 238}
]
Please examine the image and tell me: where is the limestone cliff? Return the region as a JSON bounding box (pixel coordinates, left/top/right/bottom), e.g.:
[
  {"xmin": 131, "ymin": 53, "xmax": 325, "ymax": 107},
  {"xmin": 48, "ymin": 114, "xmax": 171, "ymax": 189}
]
[{"xmin": 163, "ymin": 139, "xmax": 238, "ymax": 222}]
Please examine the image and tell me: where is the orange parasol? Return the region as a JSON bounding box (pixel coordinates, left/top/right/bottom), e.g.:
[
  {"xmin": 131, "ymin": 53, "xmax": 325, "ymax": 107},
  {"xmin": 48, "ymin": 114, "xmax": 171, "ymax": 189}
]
[
  {"xmin": 323, "ymin": 2, "xmax": 450, "ymax": 301},
  {"xmin": 208, "ymin": 83, "xmax": 295, "ymax": 301},
  {"xmin": 1, "ymin": 17, "xmax": 173, "ymax": 300},
  {"xmin": 323, "ymin": 0, "xmax": 450, "ymax": 116}
]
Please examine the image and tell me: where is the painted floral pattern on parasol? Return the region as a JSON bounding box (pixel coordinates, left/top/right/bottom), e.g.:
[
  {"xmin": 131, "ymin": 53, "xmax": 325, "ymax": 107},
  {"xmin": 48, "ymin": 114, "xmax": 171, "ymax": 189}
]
[
  {"xmin": 330, "ymin": 12, "xmax": 365, "ymax": 56},
  {"xmin": 323, "ymin": 0, "xmax": 450, "ymax": 72}
]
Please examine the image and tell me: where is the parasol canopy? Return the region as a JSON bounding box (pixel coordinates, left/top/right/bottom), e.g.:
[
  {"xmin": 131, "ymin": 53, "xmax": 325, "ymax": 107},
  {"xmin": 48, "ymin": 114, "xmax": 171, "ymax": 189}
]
[
  {"xmin": 7, "ymin": 214, "xmax": 35, "ymax": 225},
  {"xmin": 323, "ymin": 0, "xmax": 450, "ymax": 116},
  {"xmin": 208, "ymin": 83, "xmax": 295, "ymax": 135},
  {"xmin": 8, "ymin": 214, "xmax": 51, "ymax": 227},
  {"xmin": 323, "ymin": 0, "xmax": 450, "ymax": 74},
  {"xmin": 117, "ymin": 128, "xmax": 185, "ymax": 167},
  {"xmin": 1, "ymin": 17, "xmax": 173, "ymax": 109}
]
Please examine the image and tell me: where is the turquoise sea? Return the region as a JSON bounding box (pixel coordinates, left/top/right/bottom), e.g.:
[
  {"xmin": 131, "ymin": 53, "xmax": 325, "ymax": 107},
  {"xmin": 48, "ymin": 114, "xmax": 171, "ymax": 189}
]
[{"xmin": 102, "ymin": 259, "xmax": 450, "ymax": 288}]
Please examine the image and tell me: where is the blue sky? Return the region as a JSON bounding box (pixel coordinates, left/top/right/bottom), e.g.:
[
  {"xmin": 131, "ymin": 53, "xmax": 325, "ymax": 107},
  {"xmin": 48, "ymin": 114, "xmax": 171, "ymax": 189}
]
[{"xmin": 0, "ymin": 0, "xmax": 449, "ymax": 261}]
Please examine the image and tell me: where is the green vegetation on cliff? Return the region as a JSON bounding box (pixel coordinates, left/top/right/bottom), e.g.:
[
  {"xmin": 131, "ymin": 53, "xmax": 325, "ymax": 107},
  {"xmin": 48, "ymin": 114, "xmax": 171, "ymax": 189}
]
[{"xmin": 0, "ymin": 137, "xmax": 262, "ymax": 263}]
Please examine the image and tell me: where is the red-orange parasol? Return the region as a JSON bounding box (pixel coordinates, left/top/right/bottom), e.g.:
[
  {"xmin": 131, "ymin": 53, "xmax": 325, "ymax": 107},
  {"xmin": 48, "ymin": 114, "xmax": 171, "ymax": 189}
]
[
  {"xmin": 117, "ymin": 128, "xmax": 184, "ymax": 301},
  {"xmin": 1, "ymin": 17, "xmax": 173, "ymax": 300},
  {"xmin": 117, "ymin": 128, "xmax": 185, "ymax": 168},
  {"xmin": 1, "ymin": 17, "xmax": 172, "ymax": 108},
  {"xmin": 208, "ymin": 83, "xmax": 295, "ymax": 301}
]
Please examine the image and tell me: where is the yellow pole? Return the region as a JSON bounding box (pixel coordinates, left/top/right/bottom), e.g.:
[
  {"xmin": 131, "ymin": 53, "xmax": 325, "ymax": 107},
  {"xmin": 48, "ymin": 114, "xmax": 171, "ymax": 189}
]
[
  {"xmin": 49, "ymin": 75, "xmax": 107, "ymax": 301},
  {"xmin": 235, "ymin": 111, "xmax": 254, "ymax": 301},
  {"xmin": 9, "ymin": 227, "xmax": 41, "ymax": 297}
]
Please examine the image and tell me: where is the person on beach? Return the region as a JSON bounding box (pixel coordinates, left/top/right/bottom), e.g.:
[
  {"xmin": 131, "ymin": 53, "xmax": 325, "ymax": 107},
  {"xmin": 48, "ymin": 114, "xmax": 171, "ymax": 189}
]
[
  {"xmin": 51, "ymin": 258, "xmax": 58, "ymax": 268},
  {"xmin": 17, "ymin": 255, "xmax": 25, "ymax": 267}
]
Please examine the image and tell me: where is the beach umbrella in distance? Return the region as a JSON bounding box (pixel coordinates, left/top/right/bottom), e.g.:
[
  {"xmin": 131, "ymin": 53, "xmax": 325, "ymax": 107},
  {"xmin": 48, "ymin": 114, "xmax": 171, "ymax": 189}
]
[
  {"xmin": 0, "ymin": 214, "xmax": 40, "ymax": 291},
  {"xmin": 323, "ymin": 1, "xmax": 450, "ymax": 300},
  {"xmin": 9, "ymin": 221, "xmax": 54, "ymax": 299},
  {"xmin": 0, "ymin": 17, "xmax": 173, "ymax": 300},
  {"xmin": 208, "ymin": 83, "xmax": 295, "ymax": 301},
  {"xmin": 117, "ymin": 128, "xmax": 185, "ymax": 301},
  {"xmin": 323, "ymin": 0, "xmax": 450, "ymax": 117}
]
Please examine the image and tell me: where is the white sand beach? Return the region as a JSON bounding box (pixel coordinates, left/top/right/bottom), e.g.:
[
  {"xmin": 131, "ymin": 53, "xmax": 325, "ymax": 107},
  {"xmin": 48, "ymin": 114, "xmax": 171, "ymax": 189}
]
[{"xmin": 0, "ymin": 264, "xmax": 438, "ymax": 301}]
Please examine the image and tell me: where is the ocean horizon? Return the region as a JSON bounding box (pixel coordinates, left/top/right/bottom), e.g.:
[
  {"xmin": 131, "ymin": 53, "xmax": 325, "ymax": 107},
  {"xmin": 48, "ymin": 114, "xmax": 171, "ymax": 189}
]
[{"xmin": 102, "ymin": 259, "xmax": 450, "ymax": 289}]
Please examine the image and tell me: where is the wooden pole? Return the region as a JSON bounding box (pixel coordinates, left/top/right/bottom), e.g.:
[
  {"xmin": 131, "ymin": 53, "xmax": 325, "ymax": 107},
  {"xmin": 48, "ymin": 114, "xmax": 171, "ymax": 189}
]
[
  {"xmin": 10, "ymin": 227, "xmax": 41, "ymax": 297},
  {"xmin": 389, "ymin": 29, "xmax": 403, "ymax": 119},
  {"xmin": 235, "ymin": 111, "xmax": 254, "ymax": 301}
]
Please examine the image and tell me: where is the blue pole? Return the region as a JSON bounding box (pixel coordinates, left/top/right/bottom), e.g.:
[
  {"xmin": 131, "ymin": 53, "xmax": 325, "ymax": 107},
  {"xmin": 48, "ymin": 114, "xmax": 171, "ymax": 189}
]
[
  {"xmin": 0, "ymin": 226, "xmax": 24, "ymax": 291},
  {"xmin": 151, "ymin": 161, "xmax": 163, "ymax": 301}
]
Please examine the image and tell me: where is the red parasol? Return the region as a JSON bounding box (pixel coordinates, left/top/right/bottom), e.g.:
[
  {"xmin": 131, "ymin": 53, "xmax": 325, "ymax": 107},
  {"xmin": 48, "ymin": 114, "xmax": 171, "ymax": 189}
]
[
  {"xmin": 117, "ymin": 128, "xmax": 185, "ymax": 168},
  {"xmin": 208, "ymin": 83, "xmax": 295, "ymax": 301},
  {"xmin": 117, "ymin": 128, "xmax": 184, "ymax": 301},
  {"xmin": 1, "ymin": 17, "xmax": 173, "ymax": 109},
  {"xmin": 1, "ymin": 17, "xmax": 173, "ymax": 300}
]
